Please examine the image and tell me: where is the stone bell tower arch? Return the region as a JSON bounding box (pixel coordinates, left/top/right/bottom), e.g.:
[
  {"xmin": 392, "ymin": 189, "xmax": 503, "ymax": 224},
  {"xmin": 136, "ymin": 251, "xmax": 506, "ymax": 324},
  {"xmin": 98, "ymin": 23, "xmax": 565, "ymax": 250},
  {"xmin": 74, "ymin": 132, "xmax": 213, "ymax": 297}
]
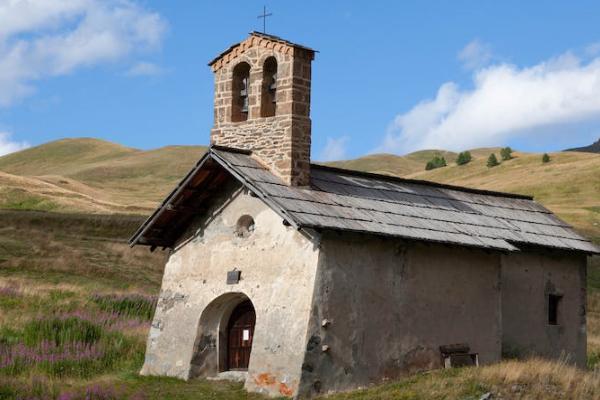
[{"xmin": 208, "ymin": 32, "xmax": 316, "ymax": 186}]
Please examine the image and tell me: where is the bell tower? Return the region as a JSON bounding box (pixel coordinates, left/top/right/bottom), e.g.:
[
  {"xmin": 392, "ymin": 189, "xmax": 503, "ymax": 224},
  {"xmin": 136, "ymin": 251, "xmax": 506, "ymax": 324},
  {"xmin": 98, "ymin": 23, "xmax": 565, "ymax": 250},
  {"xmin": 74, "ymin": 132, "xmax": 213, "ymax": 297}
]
[{"xmin": 209, "ymin": 32, "xmax": 316, "ymax": 186}]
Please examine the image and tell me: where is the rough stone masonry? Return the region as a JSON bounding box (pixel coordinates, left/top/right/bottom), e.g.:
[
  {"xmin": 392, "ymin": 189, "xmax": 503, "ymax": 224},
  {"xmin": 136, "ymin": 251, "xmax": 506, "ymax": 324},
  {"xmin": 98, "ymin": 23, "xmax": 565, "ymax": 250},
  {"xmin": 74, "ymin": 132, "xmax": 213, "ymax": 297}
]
[{"xmin": 209, "ymin": 32, "xmax": 314, "ymax": 186}]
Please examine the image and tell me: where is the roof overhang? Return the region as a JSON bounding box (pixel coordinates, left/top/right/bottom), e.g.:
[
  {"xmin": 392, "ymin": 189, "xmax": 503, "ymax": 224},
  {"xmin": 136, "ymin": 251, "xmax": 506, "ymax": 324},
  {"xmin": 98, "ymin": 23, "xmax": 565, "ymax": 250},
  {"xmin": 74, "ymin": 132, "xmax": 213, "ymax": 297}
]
[{"xmin": 128, "ymin": 146, "xmax": 299, "ymax": 249}]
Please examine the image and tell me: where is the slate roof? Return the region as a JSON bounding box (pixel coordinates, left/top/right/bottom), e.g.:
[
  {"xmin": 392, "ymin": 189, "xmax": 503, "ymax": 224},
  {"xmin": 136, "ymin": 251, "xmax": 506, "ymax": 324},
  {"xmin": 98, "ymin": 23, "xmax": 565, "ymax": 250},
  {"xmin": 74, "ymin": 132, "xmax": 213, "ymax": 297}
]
[{"xmin": 130, "ymin": 147, "xmax": 599, "ymax": 255}]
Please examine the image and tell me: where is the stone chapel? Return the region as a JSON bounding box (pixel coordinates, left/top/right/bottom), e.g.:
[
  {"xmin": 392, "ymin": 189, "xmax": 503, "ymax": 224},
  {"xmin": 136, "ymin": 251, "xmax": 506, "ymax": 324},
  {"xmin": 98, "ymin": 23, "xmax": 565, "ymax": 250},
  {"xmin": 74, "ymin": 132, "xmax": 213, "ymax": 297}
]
[{"xmin": 130, "ymin": 32, "xmax": 599, "ymax": 398}]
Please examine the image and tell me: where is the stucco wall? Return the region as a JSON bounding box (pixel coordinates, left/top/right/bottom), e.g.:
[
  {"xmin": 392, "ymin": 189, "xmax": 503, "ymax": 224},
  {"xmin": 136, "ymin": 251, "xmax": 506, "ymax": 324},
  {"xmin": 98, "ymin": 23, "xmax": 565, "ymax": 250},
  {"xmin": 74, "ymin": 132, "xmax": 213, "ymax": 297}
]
[
  {"xmin": 501, "ymin": 251, "xmax": 587, "ymax": 366},
  {"xmin": 139, "ymin": 180, "xmax": 588, "ymax": 398},
  {"xmin": 140, "ymin": 184, "xmax": 320, "ymax": 398},
  {"xmin": 299, "ymin": 234, "xmax": 503, "ymax": 397}
]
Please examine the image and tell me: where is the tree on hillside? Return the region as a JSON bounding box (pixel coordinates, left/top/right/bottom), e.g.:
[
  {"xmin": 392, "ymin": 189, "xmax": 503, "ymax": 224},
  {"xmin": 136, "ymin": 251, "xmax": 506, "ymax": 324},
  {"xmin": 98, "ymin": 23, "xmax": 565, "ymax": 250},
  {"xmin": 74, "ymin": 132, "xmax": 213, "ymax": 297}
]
[
  {"xmin": 542, "ymin": 153, "xmax": 551, "ymax": 163},
  {"xmin": 500, "ymin": 147, "xmax": 513, "ymax": 161},
  {"xmin": 425, "ymin": 156, "xmax": 447, "ymax": 171},
  {"xmin": 487, "ymin": 153, "xmax": 499, "ymax": 168},
  {"xmin": 455, "ymin": 151, "xmax": 472, "ymax": 166}
]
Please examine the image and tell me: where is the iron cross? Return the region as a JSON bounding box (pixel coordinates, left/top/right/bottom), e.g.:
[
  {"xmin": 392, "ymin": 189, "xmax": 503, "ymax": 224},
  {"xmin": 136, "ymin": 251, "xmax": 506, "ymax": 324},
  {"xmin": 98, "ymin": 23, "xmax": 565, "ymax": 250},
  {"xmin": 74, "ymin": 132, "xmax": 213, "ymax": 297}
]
[{"xmin": 257, "ymin": 6, "xmax": 272, "ymax": 34}]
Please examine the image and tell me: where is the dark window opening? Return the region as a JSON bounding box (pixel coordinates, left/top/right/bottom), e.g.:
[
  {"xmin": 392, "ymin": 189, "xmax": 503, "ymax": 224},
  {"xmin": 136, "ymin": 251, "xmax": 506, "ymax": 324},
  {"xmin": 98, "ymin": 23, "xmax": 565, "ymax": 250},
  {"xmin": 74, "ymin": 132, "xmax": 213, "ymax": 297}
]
[
  {"xmin": 548, "ymin": 294, "xmax": 562, "ymax": 325},
  {"xmin": 232, "ymin": 62, "xmax": 251, "ymax": 122},
  {"xmin": 261, "ymin": 57, "xmax": 277, "ymax": 117}
]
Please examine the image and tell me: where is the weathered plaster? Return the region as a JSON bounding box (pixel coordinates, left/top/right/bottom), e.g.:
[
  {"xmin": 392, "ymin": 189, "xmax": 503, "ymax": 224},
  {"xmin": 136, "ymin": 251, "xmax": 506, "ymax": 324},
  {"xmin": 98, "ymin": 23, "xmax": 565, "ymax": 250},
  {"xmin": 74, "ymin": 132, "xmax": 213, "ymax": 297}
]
[
  {"xmin": 501, "ymin": 251, "xmax": 587, "ymax": 366},
  {"xmin": 140, "ymin": 181, "xmax": 588, "ymax": 399},
  {"xmin": 299, "ymin": 233, "xmax": 503, "ymax": 397},
  {"xmin": 140, "ymin": 183, "xmax": 320, "ymax": 398}
]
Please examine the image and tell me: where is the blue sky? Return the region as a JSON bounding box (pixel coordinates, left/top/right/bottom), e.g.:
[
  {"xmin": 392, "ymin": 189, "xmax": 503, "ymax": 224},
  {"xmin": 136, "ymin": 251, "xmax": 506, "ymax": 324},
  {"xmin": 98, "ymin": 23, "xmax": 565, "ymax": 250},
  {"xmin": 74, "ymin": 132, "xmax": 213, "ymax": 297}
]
[{"xmin": 0, "ymin": 1, "xmax": 599, "ymax": 160}]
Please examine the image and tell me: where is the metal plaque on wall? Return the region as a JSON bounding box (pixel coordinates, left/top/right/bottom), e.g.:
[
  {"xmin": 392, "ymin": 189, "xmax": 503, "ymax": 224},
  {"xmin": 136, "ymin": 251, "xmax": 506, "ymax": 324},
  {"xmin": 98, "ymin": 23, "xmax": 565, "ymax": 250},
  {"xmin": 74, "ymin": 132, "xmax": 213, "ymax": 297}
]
[{"xmin": 227, "ymin": 270, "xmax": 241, "ymax": 284}]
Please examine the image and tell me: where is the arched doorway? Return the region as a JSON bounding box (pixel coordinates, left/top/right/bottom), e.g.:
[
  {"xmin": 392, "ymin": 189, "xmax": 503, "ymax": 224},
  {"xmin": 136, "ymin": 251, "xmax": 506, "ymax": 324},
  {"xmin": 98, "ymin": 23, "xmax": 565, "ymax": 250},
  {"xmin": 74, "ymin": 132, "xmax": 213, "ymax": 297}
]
[
  {"xmin": 226, "ymin": 300, "xmax": 255, "ymax": 370},
  {"xmin": 189, "ymin": 293, "xmax": 257, "ymax": 378}
]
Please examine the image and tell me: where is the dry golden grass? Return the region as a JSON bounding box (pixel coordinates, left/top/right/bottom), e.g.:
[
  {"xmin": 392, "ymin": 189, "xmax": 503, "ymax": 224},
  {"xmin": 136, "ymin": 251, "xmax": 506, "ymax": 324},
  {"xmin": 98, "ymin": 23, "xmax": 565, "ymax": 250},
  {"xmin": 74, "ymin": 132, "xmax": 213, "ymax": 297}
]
[
  {"xmin": 325, "ymin": 153, "xmax": 424, "ymax": 176},
  {"xmin": 0, "ymin": 138, "xmax": 206, "ymax": 214},
  {"xmin": 326, "ymin": 358, "xmax": 600, "ymax": 400},
  {"xmin": 0, "ymin": 210, "xmax": 166, "ymax": 291},
  {"xmin": 471, "ymin": 358, "xmax": 600, "ymax": 399},
  {"xmin": 0, "ymin": 171, "xmax": 146, "ymax": 214},
  {"xmin": 588, "ymin": 291, "xmax": 600, "ymax": 356},
  {"xmin": 0, "ymin": 277, "xmax": 84, "ymax": 296}
]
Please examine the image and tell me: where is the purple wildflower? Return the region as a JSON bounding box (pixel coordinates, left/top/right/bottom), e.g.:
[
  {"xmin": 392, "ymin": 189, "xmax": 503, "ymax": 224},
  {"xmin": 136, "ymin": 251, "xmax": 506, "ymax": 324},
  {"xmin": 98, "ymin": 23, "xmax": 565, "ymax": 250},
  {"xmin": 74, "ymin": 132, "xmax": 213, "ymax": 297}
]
[
  {"xmin": 0, "ymin": 340, "xmax": 105, "ymax": 371},
  {"xmin": 0, "ymin": 285, "xmax": 20, "ymax": 297}
]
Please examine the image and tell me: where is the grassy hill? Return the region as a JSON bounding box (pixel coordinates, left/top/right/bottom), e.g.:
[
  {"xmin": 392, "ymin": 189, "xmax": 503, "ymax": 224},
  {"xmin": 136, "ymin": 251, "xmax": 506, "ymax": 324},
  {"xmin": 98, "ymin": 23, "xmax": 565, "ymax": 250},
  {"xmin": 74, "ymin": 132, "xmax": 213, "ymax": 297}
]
[
  {"xmin": 325, "ymin": 153, "xmax": 423, "ymax": 176},
  {"xmin": 0, "ymin": 138, "xmax": 138, "ymax": 176},
  {"xmin": 566, "ymin": 138, "xmax": 600, "ymax": 153},
  {"xmin": 0, "ymin": 138, "xmax": 206, "ymax": 213},
  {"xmin": 325, "ymin": 150, "xmax": 459, "ymax": 177}
]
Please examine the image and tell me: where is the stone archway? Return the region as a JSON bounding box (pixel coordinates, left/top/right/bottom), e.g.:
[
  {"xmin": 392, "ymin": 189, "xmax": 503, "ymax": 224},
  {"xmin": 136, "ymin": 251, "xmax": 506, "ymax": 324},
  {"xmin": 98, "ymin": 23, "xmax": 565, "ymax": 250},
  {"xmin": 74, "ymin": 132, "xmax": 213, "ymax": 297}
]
[{"xmin": 189, "ymin": 292, "xmax": 255, "ymax": 378}]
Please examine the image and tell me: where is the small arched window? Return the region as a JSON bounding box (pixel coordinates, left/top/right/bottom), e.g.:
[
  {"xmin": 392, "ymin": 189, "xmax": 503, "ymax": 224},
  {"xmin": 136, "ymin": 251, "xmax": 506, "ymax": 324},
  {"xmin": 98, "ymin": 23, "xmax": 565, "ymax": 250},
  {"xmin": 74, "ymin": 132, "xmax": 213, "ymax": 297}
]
[
  {"xmin": 261, "ymin": 57, "xmax": 277, "ymax": 118},
  {"xmin": 232, "ymin": 62, "xmax": 250, "ymax": 122},
  {"xmin": 235, "ymin": 215, "xmax": 255, "ymax": 238}
]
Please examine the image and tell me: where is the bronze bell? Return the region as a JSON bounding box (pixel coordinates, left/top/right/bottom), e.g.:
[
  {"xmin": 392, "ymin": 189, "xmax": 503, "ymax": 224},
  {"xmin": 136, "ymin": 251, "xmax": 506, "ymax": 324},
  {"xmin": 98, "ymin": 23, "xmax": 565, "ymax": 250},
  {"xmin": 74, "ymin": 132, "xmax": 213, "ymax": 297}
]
[
  {"xmin": 240, "ymin": 77, "xmax": 249, "ymax": 113},
  {"xmin": 269, "ymin": 73, "xmax": 277, "ymax": 103}
]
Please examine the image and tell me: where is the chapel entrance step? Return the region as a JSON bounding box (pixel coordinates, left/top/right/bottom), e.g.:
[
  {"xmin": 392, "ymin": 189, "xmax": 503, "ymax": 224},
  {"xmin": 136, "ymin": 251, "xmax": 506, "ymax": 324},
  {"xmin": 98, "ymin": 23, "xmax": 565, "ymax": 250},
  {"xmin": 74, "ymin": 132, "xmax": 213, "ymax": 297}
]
[{"xmin": 208, "ymin": 370, "xmax": 248, "ymax": 383}]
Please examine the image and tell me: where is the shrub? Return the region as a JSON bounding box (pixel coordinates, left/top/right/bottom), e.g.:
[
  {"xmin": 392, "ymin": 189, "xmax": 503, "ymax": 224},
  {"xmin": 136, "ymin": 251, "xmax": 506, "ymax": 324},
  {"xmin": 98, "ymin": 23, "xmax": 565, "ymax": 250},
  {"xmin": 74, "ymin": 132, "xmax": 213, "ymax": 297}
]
[
  {"xmin": 487, "ymin": 153, "xmax": 500, "ymax": 168},
  {"xmin": 500, "ymin": 146, "xmax": 513, "ymax": 161},
  {"xmin": 455, "ymin": 151, "xmax": 472, "ymax": 166},
  {"xmin": 425, "ymin": 156, "xmax": 447, "ymax": 171},
  {"xmin": 542, "ymin": 153, "xmax": 551, "ymax": 163}
]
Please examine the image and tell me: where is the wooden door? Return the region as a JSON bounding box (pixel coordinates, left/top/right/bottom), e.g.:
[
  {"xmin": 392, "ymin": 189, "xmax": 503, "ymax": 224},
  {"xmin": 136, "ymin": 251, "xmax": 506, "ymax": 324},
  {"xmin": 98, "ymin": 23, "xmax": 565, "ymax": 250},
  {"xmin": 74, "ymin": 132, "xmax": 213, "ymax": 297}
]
[{"xmin": 227, "ymin": 300, "xmax": 255, "ymax": 370}]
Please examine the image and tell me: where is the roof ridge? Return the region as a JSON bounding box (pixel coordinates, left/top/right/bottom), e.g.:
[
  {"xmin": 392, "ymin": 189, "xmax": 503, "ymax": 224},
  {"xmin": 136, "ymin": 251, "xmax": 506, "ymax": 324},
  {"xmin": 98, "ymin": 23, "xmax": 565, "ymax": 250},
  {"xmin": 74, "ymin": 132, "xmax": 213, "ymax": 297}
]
[
  {"xmin": 208, "ymin": 32, "xmax": 316, "ymax": 66},
  {"xmin": 248, "ymin": 31, "xmax": 316, "ymax": 52},
  {"xmin": 310, "ymin": 163, "xmax": 534, "ymax": 201}
]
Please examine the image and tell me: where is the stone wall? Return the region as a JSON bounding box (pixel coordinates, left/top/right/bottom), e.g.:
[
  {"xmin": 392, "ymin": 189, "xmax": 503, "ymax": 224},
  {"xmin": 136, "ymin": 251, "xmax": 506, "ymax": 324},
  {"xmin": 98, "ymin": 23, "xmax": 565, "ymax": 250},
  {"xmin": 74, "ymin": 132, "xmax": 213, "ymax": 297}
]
[
  {"xmin": 140, "ymin": 181, "xmax": 320, "ymax": 398},
  {"xmin": 209, "ymin": 35, "xmax": 313, "ymax": 186},
  {"xmin": 299, "ymin": 234, "xmax": 503, "ymax": 398},
  {"xmin": 501, "ymin": 251, "xmax": 587, "ymax": 365}
]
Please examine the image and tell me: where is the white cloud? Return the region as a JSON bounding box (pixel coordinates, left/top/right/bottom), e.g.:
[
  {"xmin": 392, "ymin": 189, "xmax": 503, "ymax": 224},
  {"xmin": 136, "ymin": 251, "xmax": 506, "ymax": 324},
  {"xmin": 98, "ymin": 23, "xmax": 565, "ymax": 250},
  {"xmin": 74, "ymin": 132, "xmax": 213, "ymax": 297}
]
[
  {"xmin": 319, "ymin": 136, "xmax": 349, "ymax": 161},
  {"xmin": 0, "ymin": 0, "xmax": 167, "ymax": 106},
  {"xmin": 585, "ymin": 42, "xmax": 600, "ymax": 57},
  {"xmin": 379, "ymin": 49, "xmax": 600, "ymax": 154},
  {"xmin": 126, "ymin": 61, "xmax": 163, "ymax": 77},
  {"xmin": 0, "ymin": 132, "xmax": 29, "ymax": 156},
  {"xmin": 458, "ymin": 39, "xmax": 493, "ymax": 70}
]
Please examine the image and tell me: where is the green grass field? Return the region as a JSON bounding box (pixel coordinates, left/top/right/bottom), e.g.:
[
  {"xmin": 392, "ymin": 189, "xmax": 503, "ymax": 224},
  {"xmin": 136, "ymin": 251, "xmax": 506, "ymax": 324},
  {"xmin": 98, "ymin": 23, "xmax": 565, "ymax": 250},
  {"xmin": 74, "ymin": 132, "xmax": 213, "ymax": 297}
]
[{"xmin": 0, "ymin": 138, "xmax": 599, "ymax": 399}]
